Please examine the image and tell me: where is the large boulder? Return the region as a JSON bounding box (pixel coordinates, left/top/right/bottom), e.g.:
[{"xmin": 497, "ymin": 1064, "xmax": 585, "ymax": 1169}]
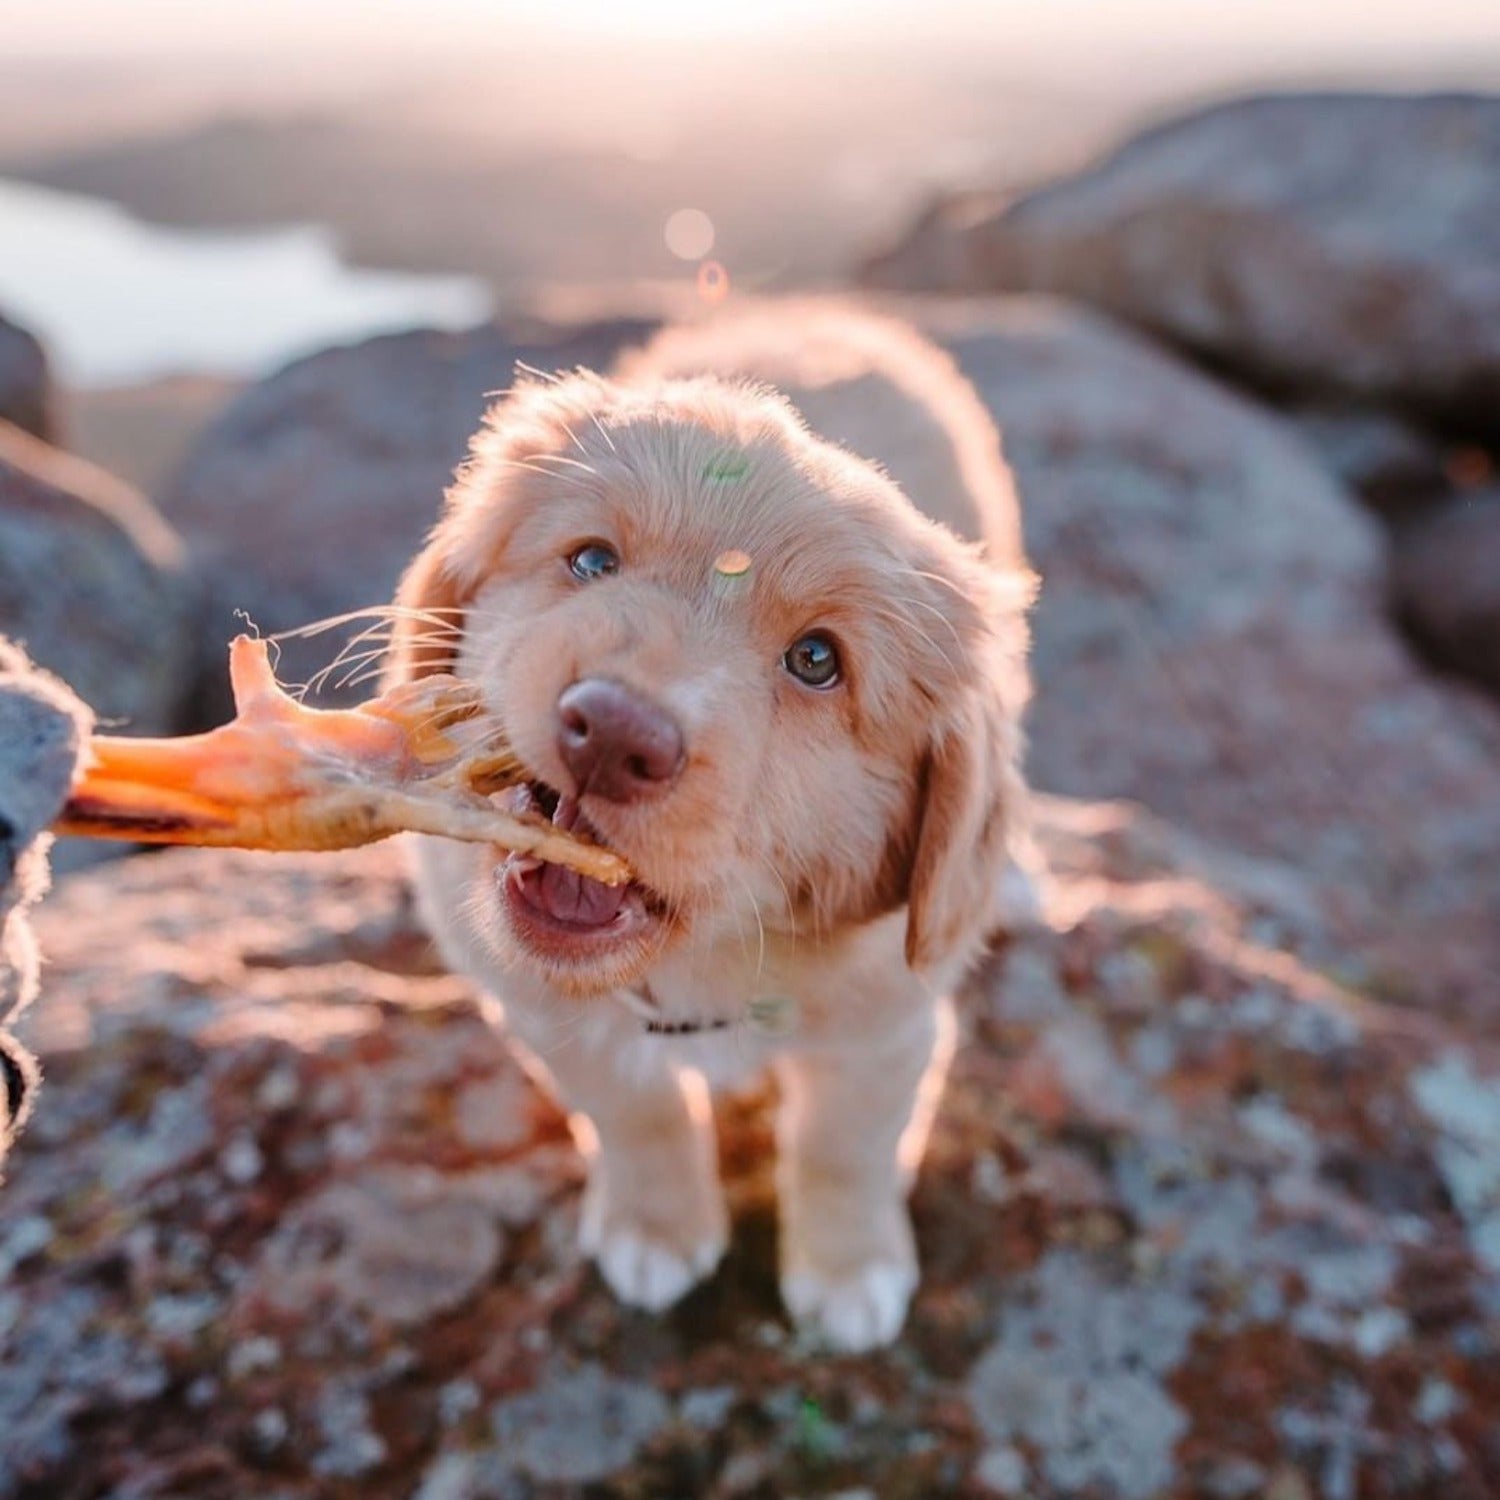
[
  {"xmin": 0, "ymin": 420, "xmax": 196, "ymax": 738},
  {"xmin": 0, "ymin": 313, "xmax": 52, "ymax": 444},
  {"xmin": 1391, "ymin": 491, "xmax": 1500, "ymax": 696},
  {"xmin": 864, "ymin": 93, "xmax": 1500, "ymax": 433},
  {"xmin": 164, "ymin": 319, "xmax": 652, "ymax": 697},
  {"xmin": 4, "ymin": 809, "xmax": 1499, "ymax": 1497}
]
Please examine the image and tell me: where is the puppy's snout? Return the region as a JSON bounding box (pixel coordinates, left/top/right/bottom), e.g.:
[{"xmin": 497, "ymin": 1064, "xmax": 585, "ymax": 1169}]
[{"xmin": 556, "ymin": 678, "xmax": 685, "ymax": 803}]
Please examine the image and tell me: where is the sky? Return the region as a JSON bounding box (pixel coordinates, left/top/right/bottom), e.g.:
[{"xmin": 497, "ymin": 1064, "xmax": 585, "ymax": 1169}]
[{"xmin": 10, "ymin": 0, "xmax": 1500, "ymax": 65}]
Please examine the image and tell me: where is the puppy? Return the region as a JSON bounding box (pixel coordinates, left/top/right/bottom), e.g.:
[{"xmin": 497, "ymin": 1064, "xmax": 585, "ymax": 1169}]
[{"xmin": 390, "ymin": 303, "xmax": 1033, "ymax": 1351}]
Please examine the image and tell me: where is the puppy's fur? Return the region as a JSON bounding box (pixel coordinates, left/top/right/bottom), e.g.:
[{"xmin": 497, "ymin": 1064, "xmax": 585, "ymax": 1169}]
[{"xmin": 391, "ymin": 303, "xmax": 1033, "ymax": 1350}]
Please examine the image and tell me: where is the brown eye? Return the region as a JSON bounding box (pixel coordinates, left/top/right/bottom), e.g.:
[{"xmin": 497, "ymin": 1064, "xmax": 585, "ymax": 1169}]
[
  {"xmin": 568, "ymin": 542, "xmax": 619, "ymax": 581},
  {"xmin": 783, "ymin": 632, "xmax": 841, "ymax": 689}
]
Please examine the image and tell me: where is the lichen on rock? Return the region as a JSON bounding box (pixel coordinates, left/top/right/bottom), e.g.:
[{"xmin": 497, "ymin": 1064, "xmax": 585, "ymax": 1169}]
[{"xmin": 2, "ymin": 803, "xmax": 1497, "ymax": 1497}]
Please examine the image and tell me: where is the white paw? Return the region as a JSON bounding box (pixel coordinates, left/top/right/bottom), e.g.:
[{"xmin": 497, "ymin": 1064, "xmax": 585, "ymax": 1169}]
[
  {"xmin": 589, "ymin": 1224, "xmax": 725, "ymax": 1311},
  {"xmin": 781, "ymin": 1259, "xmax": 918, "ymax": 1352}
]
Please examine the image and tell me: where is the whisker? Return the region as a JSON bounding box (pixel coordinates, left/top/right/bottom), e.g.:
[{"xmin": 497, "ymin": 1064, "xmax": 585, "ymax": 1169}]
[
  {"xmin": 495, "ymin": 456, "xmax": 588, "ymax": 483},
  {"xmin": 865, "ymin": 606, "xmax": 960, "ymax": 677},
  {"xmin": 586, "ymin": 408, "xmax": 618, "ymax": 454},
  {"xmin": 895, "ymin": 566, "xmax": 975, "ymax": 602},
  {"xmin": 525, "ymin": 451, "xmax": 600, "ymax": 478},
  {"xmin": 880, "ymin": 590, "xmax": 967, "ymax": 649},
  {"xmin": 300, "ymin": 624, "xmax": 407, "ymax": 698},
  {"xmin": 761, "ymin": 861, "xmax": 798, "ymax": 952},
  {"xmin": 512, "ymin": 360, "xmax": 564, "ymax": 386},
  {"xmin": 271, "ymin": 604, "xmax": 467, "ymax": 643},
  {"xmin": 553, "ymin": 416, "xmax": 591, "ymax": 458},
  {"xmin": 299, "ymin": 648, "xmax": 386, "ymax": 699},
  {"xmin": 731, "ymin": 869, "xmax": 767, "ymax": 988},
  {"xmin": 331, "ymin": 652, "xmax": 402, "ymax": 694}
]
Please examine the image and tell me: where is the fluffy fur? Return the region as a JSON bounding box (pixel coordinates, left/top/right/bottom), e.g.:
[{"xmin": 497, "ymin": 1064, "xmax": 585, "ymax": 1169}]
[{"xmin": 390, "ymin": 302, "xmax": 1033, "ymax": 1350}]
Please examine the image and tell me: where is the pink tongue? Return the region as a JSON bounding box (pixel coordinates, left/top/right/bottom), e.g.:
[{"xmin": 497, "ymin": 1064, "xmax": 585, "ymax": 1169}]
[{"xmin": 532, "ymin": 861, "xmax": 629, "ymax": 927}]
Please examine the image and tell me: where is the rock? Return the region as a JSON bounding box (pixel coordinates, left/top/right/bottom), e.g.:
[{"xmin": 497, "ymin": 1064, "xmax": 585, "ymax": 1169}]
[
  {"xmin": 967, "ymin": 1251, "xmax": 1198, "ymax": 1499},
  {"xmin": 0, "ymin": 639, "xmax": 88, "ymax": 1170},
  {"xmin": 1283, "ymin": 406, "xmax": 1451, "ymax": 521},
  {"xmin": 4, "ymin": 801, "xmax": 1500, "ymax": 1496},
  {"xmin": 864, "ymin": 93, "xmax": 1500, "ymax": 433},
  {"xmin": 0, "ymin": 313, "xmax": 52, "ymax": 443},
  {"xmin": 249, "ymin": 1165, "xmax": 505, "ymax": 1330},
  {"xmin": 0, "ymin": 421, "xmax": 196, "ymax": 738},
  {"xmin": 1391, "ymin": 491, "xmax": 1500, "ymax": 696},
  {"xmin": 914, "ymin": 297, "xmax": 1500, "ymax": 1024},
  {"xmin": 489, "ymin": 1363, "xmax": 671, "ymax": 1484},
  {"xmin": 164, "ymin": 319, "xmax": 652, "ymax": 701}
]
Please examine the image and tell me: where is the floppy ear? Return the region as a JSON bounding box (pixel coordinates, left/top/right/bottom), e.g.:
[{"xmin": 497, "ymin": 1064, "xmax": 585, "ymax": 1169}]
[
  {"xmin": 383, "ymin": 534, "xmax": 475, "ymax": 686},
  {"xmin": 383, "ymin": 369, "xmax": 614, "ymax": 688},
  {"xmin": 904, "ymin": 684, "xmax": 1022, "ymax": 974}
]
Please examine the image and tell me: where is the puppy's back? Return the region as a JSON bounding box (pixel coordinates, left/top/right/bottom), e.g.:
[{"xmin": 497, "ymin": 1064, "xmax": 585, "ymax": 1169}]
[{"xmin": 616, "ymin": 302, "xmax": 1025, "ymax": 568}]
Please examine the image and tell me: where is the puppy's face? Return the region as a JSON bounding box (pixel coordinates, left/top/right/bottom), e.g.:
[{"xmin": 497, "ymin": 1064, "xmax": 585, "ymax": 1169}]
[{"xmin": 393, "ymin": 374, "xmax": 1030, "ymax": 997}]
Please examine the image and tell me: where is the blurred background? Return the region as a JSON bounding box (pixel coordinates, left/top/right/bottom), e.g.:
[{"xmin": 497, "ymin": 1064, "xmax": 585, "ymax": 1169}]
[{"xmin": 4, "ymin": 0, "xmax": 1499, "ymax": 491}]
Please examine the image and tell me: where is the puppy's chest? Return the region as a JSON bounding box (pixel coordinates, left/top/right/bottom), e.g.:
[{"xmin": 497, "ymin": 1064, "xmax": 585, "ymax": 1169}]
[
  {"xmin": 628, "ymin": 915, "xmax": 911, "ymax": 1045},
  {"xmin": 624, "ymin": 946, "xmax": 802, "ymax": 1038}
]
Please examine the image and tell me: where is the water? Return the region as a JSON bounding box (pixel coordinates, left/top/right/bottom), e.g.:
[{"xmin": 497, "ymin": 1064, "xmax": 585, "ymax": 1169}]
[{"xmin": 0, "ymin": 177, "xmax": 494, "ymax": 388}]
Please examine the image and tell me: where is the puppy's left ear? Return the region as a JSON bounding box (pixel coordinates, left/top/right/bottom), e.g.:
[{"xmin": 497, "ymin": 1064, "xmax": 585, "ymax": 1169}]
[
  {"xmin": 903, "ymin": 559, "xmax": 1033, "ymax": 974},
  {"xmin": 904, "ymin": 683, "xmax": 1023, "ymax": 973}
]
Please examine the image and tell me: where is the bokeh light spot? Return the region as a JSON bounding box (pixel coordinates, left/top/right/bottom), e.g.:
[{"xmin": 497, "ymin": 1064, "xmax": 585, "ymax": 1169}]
[
  {"xmin": 665, "ymin": 208, "xmax": 715, "ymax": 261},
  {"xmin": 703, "ymin": 452, "xmax": 751, "ymax": 483},
  {"xmin": 714, "ymin": 548, "xmax": 753, "ymax": 577}
]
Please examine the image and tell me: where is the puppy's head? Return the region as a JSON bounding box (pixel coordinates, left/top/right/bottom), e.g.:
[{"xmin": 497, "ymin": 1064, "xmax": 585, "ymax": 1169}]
[{"xmin": 391, "ymin": 371, "xmax": 1031, "ymax": 996}]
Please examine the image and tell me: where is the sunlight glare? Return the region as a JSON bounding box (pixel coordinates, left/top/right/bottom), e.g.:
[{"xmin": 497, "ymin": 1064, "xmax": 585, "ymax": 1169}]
[{"xmin": 528, "ymin": 0, "xmax": 816, "ymax": 39}]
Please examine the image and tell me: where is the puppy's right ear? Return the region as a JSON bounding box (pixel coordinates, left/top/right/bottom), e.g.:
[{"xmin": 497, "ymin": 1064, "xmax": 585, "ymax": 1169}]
[{"xmin": 384, "ymin": 535, "xmax": 474, "ymax": 686}]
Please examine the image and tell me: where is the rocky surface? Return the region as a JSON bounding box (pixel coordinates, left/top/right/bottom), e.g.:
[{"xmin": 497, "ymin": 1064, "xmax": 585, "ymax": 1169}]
[
  {"xmin": 863, "ymin": 93, "xmax": 1500, "ymax": 434},
  {"xmin": 163, "ymin": 319, "xmax": 652, "ymax": 699},
  {"xmin": 1391, "ymin": 491, "xmax": 1500, "ymax": 696},
  {"xmin": 0, "ymin": 312, "xmax": 52, "ymax": 444},
  {"xmin": 5, "ymin": 805, "xmax": 1499, "ymax": 1499},
  {"xmin": 0, "ymin": 419, "xmax": 196, "ymax": 738},
  {"xmin": 917, "ymin": 298, "xmax": 1500, "ymax": 1027},
  {"xmin": 0, "ymin": 639, "xmax": 88, "ymax": 1171}
]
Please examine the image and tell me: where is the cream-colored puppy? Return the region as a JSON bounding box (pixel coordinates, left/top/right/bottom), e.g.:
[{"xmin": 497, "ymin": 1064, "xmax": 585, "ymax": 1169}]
[{"xmin": 390, "ymin": 304, "xmax": 1032, "ymax": 1351}]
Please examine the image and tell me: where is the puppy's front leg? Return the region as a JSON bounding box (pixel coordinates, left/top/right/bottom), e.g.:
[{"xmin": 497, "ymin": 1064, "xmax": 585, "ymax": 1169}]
[
  {"xmin": 775, "ymin": 994, "xmax": 955, "ymax": 1352},
  {"xmin": 513, "ymin": 1033, "xmax": 729, "ymax": 1312}
]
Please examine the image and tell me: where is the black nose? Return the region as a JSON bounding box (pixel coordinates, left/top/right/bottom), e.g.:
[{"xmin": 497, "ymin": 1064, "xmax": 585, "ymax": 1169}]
[{"xmin": 556, "ymin": 678, "xmax": 685, "ymax": 803}]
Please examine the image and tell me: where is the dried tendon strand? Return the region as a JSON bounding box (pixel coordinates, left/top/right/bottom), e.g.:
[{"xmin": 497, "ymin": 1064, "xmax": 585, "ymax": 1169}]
[{"xmin": 53, "ymin": 635, "xmax": 632, "ymax": 885}]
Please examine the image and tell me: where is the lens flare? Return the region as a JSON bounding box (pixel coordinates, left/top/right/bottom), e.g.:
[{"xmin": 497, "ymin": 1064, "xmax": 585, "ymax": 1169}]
[
  {"xmin": 664, "ymin": 208, "xmax": 715, "ymax": 261},
  {"xmin": 713, "ymin": 549, "xmax": 753, "ymax": 577},
  {"xmin": 697, "ymin": 259, "xmax": 730, "ymax": 305}
]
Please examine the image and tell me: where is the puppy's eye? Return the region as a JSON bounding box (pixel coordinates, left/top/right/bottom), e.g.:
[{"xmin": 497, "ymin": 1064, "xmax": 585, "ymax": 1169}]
[
  {"xmin": 783, "ymin": 632, "xmax": 841, "ymax": 689},
  {"xmin": 568, "ymin": 542, "xmax": 620, "ymax": 581}
]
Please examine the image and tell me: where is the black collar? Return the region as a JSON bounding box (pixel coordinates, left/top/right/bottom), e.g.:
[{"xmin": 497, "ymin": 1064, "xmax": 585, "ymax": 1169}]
[
  {"xmin": 643, "ymin": 1017, "xmax": 733, "ymax": 1036},
  {"xmin": 629, "ymin": 981, "xmax": 732, "ymax": 1036}
]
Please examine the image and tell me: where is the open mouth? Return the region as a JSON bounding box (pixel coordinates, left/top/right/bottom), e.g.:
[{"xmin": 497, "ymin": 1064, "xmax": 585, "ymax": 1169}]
[{"xmin": 495, "ymin": 781, "xmax": 664, "ymax": 956}]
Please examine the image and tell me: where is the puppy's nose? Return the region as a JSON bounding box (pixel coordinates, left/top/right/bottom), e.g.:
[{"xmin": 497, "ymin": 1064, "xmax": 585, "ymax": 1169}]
[{"xmin": 556, "ymin": 678, "xmax": 685, "ymax": 802}]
